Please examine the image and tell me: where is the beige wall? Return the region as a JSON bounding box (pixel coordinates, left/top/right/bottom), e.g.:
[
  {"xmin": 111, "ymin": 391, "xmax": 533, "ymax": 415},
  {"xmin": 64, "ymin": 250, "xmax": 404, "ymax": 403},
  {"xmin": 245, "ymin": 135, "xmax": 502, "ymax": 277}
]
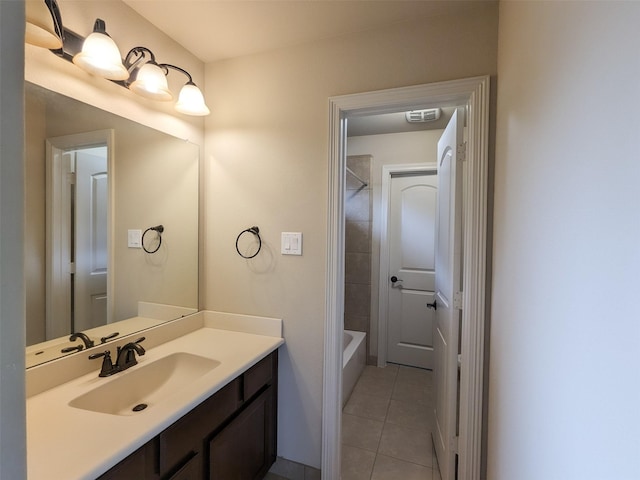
[
  {"xmin": 203, "ymin": 5, "xmax": 498, "ymax": 467},
  {"xmin": 491, "ymin": 2, "xmax": 640, "ymax": 478}
]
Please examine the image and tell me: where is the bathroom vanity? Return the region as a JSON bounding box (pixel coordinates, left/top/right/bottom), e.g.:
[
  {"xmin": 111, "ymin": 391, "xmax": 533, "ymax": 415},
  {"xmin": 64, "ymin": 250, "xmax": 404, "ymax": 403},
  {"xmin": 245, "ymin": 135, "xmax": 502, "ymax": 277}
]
[
  {"xmin": 26, "ymin": 311, "xmax": 283, "ymax": 480},
  {"xmin": 99, "ymin": 351, "xmax": 277, "ymax": 479}
]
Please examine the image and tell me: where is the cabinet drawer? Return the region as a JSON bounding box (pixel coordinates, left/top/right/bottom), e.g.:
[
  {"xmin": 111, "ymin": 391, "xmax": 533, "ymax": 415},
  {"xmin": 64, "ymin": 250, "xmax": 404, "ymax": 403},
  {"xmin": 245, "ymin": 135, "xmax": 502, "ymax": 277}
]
[
  {"xmin": 243, "ymin": 353, "xmax": 274, "ymax": 401},
  {"xmin": 159, "ymin": 378, "xmax": 241, "ymax": 476}
]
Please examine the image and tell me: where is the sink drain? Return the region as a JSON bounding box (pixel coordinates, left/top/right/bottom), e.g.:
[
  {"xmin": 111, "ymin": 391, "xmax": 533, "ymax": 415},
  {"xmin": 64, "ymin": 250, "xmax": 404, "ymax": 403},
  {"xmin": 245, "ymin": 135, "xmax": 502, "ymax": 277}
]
[{"xmin": 132, "ymin": 403, "xmax": 148, "ymax": 412}]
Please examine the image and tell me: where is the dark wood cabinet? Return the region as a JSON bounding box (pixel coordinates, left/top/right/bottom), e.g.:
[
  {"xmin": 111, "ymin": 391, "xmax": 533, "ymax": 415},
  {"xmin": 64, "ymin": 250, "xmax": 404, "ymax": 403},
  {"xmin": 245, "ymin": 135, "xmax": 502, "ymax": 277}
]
[
  {"xmin": 209, "ymin": 385, "xmax": 275, "ymax": 480},
  {"xmin": 98, "ymin": 351, "xmax": 278, "ymax": 480}
]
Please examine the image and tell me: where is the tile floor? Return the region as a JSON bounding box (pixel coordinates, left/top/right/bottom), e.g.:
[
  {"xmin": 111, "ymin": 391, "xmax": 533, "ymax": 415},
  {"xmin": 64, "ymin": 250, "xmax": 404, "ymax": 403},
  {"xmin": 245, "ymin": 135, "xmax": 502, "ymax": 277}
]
[{"xmin": 341, "ymin": 364, "xmax": 442, "ymax": 480}]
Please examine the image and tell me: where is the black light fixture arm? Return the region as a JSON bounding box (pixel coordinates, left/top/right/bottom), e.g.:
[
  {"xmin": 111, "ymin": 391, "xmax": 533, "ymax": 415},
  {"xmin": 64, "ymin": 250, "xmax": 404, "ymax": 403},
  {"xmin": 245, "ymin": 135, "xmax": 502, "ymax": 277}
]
[
  {"xmin": 45, "ymin": 0, "xmax": 65, "ymax": 41},
  {"xmin": 160, "ymin": 64, "xmax": 194, "ymax": 84},
  {"xmin": 124, "ymin": 46, "xmax": 157, "ymax": 70}
]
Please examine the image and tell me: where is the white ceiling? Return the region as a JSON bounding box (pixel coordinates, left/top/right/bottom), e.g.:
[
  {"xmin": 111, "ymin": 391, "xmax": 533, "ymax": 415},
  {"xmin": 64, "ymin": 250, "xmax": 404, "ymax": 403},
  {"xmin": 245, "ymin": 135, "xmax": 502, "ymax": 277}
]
[{"xmin": 123, "ymin": 0, "xmax": 486, "ymax": 64}]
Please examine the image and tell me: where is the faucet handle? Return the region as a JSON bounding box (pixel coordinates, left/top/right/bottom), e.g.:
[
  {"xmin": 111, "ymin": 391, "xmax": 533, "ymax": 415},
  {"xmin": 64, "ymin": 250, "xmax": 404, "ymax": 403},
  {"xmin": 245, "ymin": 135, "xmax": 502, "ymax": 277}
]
[
  {"xmin": 100, "ymin": 331, "xmax": 120, "ymax": 344},
  {"xmin": 88, "ymin": 350, "xmax": 118, "ymax": 377}
]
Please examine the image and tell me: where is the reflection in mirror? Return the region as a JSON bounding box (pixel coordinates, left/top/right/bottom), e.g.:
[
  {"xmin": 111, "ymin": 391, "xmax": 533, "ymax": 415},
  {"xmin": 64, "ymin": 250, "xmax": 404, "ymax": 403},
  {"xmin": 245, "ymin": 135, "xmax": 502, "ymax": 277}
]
[{"xmin": 25, "ymin": 82, "xmax": 199, "ymax": 368}]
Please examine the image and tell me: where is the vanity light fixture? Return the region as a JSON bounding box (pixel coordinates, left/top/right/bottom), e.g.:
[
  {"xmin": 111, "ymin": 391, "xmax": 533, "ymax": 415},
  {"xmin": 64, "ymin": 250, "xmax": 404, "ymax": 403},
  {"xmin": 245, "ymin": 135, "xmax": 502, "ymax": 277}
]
[
  {"xmin": 165, "ymin": 65, "xmax": 211, "ymax": 116},
  {"xmin": 23, "ymin": 3, "xmax": 210, "ymax": 116},
  {"xmin": 72, "ymin": 19, "xmax": 129, "ymax": 81},
  {"xmin": 123, "ymin": 47, "xmax": 210, "ymax": 115},
  {"xmin": 25, "ymin": 0, "xmax": 63, "ymax": 49},
  {"xmin": 126, "ymin": 47, "xmax": 173, "ymax": 101}
]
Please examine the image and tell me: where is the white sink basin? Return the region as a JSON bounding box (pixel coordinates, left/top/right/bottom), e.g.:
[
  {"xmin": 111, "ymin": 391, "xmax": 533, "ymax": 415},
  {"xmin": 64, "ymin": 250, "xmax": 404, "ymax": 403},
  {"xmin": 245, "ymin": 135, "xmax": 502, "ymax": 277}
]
[{"xmin": 69, "ymin": 352, "xmax": 220, "ymax": 416}]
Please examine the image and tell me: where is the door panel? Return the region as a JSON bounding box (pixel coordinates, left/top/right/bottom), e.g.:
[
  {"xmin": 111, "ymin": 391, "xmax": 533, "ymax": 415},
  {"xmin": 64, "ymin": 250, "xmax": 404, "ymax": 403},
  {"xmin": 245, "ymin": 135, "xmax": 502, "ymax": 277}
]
[
  {"xmin": 387, "ymin": 173, "xmax": 437, "ymax": 369},
  {"xmin": 433, "ymin": 107, "xmax": 464, "ymax": 480},
  {"xmin": 75, "ymin": 147, "xmax": 108, "ymax": 331}
]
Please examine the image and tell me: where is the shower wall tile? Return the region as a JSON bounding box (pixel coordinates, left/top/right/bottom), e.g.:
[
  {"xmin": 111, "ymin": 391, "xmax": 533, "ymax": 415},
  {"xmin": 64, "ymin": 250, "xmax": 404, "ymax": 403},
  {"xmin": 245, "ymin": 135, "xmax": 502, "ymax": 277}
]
[
  {"xmin": 345, "ymin": 155, "xmax": 372, "ymax": 357},
  {"xmin": 345, "ymin": 252, "xmax": 371, "ymax": 284},
  {"xmin": 345, "ymin": 314, "xmax": 370, "ymax": 333},
  {"xmin": 346, "ymin": 221, "xmax": 372, "ymax": 253},
  {"xmin": 345, "ymin": 283, "xmax": 371, "ymax": 317}
]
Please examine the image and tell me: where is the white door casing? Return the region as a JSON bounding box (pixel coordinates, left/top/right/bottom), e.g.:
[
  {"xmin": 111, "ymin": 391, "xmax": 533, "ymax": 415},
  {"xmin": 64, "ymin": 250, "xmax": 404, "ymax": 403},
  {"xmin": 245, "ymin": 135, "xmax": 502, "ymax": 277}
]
[
  {"xmin": 46, "ymin": 149, "xmax": 74, "ymax": 339},
  {"xmin": 324, "ymin": 76, "xmax": 490, "ymax": 480},
  {"xmin": 386, "ymin": 171, "xmax": 437, "ymax": 369},
  {"xmin": 433, "ymin": 107, "xmax": 464, "ymax": 480}
]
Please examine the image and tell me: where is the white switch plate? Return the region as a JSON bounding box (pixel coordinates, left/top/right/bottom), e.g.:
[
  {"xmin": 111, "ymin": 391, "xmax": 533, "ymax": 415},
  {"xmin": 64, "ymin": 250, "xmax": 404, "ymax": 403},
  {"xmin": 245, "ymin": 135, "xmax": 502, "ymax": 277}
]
[
  {"xmin": 281, "ymin": 232, "xmax": 302, "ymax": 255},
  {"xmin": 128, "ymin": 229, "xmax": 142, "ymax": 248}
]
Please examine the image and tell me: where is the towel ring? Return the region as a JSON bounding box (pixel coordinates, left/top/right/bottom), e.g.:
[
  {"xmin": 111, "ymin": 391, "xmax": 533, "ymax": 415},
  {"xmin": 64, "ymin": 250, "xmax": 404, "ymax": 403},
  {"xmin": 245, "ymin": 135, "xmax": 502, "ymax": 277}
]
[
  {"xmin": 236, "ymin": 226, "xmax": 261, "ymax": 259},
  {"xmin": 142, "ymin": 225, "xmax": 164, "ymax": 254}
]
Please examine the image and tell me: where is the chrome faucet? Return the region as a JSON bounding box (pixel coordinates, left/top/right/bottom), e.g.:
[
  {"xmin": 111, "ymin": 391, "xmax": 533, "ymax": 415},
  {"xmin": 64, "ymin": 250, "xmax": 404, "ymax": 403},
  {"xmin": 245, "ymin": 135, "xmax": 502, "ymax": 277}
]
[{"xmin": 88, "ymin": 337, "xmax": 146, "ymax": 377}]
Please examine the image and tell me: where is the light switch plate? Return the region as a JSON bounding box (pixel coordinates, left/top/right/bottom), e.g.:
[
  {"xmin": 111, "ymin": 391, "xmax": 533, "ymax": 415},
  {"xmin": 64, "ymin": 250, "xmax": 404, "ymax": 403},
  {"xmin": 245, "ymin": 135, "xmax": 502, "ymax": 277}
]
[
  {"xmin": 128, "ymin": 229, "xmax": 142, "ymax": 248},
  {"xmin": 281, "ymin": 232, "xmax": 302, "ymax": 255}
]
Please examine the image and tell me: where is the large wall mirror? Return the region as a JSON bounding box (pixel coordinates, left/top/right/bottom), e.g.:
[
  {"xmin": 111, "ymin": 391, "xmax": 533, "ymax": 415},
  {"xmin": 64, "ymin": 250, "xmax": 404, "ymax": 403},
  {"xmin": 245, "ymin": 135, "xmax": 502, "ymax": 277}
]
[{"xmin": 25, "ymin": 82, "xmax": 199, "ymax": 368}]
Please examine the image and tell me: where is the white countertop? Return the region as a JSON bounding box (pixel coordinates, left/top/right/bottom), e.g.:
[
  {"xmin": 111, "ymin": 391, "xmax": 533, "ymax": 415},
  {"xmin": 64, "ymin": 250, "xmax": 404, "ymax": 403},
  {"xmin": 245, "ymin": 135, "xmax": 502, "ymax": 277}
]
[{"xmin": 27, "ymin": 315, "xmax": 284, "ymax": 480}]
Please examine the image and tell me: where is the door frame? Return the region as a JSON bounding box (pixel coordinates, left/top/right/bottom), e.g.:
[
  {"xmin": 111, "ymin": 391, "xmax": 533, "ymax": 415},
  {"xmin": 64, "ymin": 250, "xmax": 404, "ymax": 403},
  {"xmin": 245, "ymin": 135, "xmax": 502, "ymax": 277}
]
[
  {"xmin": 46, "ymin": 129, "xmax": 115, "ymax": 339},
  {"xmin": 322, "ymin": 76, "xmax": 490, "ymax": 479},
  {"xmin": 377, "ymin": 163, "xmax": 437, "ymax": 368}
]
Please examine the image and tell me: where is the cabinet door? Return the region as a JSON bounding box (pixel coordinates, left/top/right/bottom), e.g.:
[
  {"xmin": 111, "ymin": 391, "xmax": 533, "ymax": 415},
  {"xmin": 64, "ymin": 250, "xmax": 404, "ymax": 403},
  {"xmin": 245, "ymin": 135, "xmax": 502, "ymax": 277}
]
[
  {"xmin": 160, "ymin": 378, "xmax": 240, "ymax": 477},
  {"xmin": 208, "ymin": 386, "xmax": 275, "ymax": 480}
]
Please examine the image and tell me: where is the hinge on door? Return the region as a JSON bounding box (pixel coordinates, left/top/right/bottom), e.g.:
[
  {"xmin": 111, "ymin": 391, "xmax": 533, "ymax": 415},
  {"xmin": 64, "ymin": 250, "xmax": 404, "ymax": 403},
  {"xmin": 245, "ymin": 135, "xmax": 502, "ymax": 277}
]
[
  {"xmin": 454, "ymin": 291, "xmax": 463, "ymax": 310},
  {"xmin": 457, "ymin": 142, "xmax": 467, "ymax": 161},
  {"xmin": 451, "ymin": 435, "xmax": 459, "ymax": 454},
  {"xmin": 69, "ymin": 262, "xmax": 75, "ymax": 274},
  {"xmin": 67, "ymin": 172, "xmax": 76, "ymax": 185}
]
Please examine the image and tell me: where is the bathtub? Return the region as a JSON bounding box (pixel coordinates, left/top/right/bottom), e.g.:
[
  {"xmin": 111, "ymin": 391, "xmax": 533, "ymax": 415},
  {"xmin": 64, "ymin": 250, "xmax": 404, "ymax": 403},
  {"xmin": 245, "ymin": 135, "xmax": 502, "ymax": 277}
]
[{"xmin": 342, "ymin": 330, "xmax": 366, "ymax": 406}]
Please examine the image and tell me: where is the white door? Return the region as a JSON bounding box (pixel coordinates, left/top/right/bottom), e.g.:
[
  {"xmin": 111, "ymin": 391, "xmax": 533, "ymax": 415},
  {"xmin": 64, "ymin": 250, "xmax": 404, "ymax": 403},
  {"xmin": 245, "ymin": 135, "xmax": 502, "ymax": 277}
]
[
  {"xmin": 386, "ymin": 172, "xmax": 437, "ymax": 369},
  {"xmin": 74, "ymin": 147, "xmax": 108, "ymax": 331},
  {"xmin": 433, "ymin": 108, "xmax": 464, "ymax": 480}
]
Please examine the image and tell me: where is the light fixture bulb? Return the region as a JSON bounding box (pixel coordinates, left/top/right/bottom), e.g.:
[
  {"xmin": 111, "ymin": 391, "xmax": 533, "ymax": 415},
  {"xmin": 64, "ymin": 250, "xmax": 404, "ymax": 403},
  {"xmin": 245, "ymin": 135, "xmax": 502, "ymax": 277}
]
[
  {"xmin": 175, "ymin": 82, "xmax": 210, "ymax": 116},
  {"xmin": 25, "ymin": 0, "xmax": 63, "ymax": 49},
  {"xmin": 129, "ymin": 62, "xmax": 173, "ymax": 101},
  {"xmin": 73, "ymin": 19, "xmax": 128, "ymax": 81}
]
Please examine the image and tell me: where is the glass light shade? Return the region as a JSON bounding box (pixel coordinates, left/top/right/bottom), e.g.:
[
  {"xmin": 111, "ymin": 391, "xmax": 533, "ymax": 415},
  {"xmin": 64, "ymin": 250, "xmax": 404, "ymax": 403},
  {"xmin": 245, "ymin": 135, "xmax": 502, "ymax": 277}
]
[
  {"xmin": 175, "ymin": 83, "xmax": 210, "ymax": 116},
  {"xmin": 129, "ymin": 63, "xmax": 173, "ymax": 101},
  {"xmin": 73, "ymin": 31, "xmax": 129, "ymax": 81},
  {"xmin": 25, "ymin": 0, "xmax": 62, "ymax": 49}
]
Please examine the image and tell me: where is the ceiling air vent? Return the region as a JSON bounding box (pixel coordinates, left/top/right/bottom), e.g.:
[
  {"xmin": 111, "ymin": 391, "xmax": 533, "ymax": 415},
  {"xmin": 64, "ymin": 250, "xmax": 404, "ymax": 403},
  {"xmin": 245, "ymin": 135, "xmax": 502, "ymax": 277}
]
[{"xmin": 405, "ymin": 108, "xmax": 441, "ymax": 123}]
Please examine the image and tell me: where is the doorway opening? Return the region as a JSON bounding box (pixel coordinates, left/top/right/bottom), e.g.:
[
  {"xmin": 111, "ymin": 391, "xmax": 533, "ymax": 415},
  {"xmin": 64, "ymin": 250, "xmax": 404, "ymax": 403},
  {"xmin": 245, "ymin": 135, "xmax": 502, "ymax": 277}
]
[
  {"xmin": 378, "ymin": 165, "xmax": 438, "ymax": 371},
  {"xmin": 323, "ymin": 76, "xmax": 490, "ymax": 480},
  {"xmin": 46, "ymin": 130, "xmax": 114, "ymax": 341}
]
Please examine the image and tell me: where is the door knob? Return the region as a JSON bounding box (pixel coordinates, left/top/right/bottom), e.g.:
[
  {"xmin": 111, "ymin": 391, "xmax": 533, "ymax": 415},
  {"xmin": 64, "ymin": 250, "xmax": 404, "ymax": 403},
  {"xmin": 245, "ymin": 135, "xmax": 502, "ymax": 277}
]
[
  {"xmin": 427, "ymin": 300, "xmax": 437, "ymax": 310},
  {"xmin": 390, "ymin": 276, "xmax": 403, "ymax": 283}
]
